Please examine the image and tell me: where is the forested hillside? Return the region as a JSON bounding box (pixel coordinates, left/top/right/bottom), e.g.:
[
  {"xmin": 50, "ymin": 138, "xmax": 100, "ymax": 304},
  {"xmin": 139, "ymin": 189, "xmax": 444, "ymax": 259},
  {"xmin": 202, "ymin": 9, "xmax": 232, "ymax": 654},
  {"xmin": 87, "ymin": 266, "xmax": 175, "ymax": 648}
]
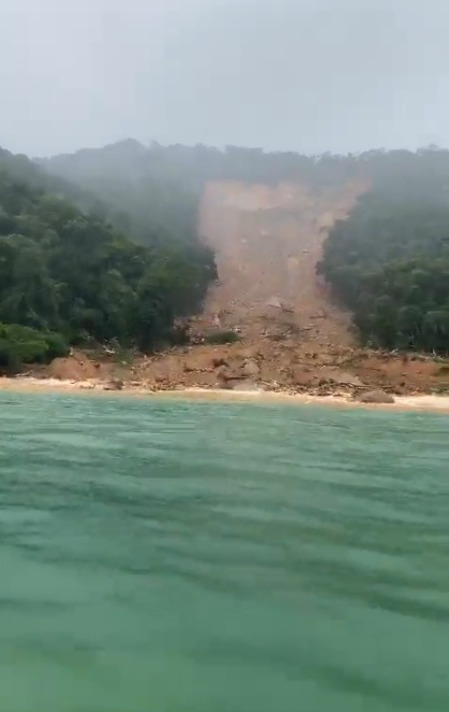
[
  {"xmin": 0, "ymin": 148, "xmax": 215, "ymax": 372},
  {"xmin": 41, "ymin": 140, "xmax": 364, "ymax": 248},
  {"xmin": 44, "ymin": 140, "xmax": 449, "ymax": 211},
  {"xmin": 319, "ymin": 166, "xmax": 449, "ymax": 353},
  {"xmin": 44, "ymin": 142, "xmax": 449, "ymax": 355}
]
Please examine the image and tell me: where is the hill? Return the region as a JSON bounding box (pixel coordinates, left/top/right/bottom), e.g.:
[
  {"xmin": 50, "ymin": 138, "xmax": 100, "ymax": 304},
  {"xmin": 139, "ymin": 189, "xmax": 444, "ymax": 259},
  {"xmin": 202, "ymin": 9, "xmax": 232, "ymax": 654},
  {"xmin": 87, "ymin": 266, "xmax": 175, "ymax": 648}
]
[
  {"xmin": 36, "ymin": 142, "xmax": 449, "ymax": 395},
  {"xmin": 0, "ymin": 147, "xmax": 215, "ymax": 372},
  {"xmin": 198, "ymin": 180, "xmax": 365, "ymax": 347},
  {"xmin": 319, "ymin": 177, "xmax": 449, "ymax": 354},
  {"xmin": 43, "ymin": 142, "xmax": 449, "ymax": 355}
]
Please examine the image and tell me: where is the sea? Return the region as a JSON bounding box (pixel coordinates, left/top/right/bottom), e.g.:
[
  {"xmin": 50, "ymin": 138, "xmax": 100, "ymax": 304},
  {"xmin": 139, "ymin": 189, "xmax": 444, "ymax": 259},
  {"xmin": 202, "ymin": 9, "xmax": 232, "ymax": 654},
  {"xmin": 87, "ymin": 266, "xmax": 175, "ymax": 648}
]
[{"xmin": 1, "ymin": 391, "xmax": 448, "ymax": 712}]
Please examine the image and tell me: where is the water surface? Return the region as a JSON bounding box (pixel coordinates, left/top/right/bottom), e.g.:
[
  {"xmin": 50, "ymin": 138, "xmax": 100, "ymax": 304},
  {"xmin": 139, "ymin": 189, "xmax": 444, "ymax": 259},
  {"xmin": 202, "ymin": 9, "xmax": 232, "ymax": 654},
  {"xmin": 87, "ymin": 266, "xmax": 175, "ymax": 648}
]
[{"xmin": 1, "ymin": 392, "xmax": 448, "ymax": 712}]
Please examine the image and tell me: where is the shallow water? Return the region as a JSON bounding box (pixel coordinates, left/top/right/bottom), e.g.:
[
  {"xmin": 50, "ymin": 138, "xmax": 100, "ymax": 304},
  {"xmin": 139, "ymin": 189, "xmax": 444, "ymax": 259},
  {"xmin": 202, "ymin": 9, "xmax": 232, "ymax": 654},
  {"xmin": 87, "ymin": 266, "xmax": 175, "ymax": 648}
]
[{"xmin": 1, "ymin": 392, "xmax": 448, "ymax": 712}]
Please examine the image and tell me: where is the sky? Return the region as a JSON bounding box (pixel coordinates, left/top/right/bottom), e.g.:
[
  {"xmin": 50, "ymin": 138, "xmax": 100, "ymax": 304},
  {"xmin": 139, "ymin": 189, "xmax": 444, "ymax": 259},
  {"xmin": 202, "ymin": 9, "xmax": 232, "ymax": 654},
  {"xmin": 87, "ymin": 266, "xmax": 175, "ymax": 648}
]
[{"xmin": 1, "ymin": 0, "xmax": 448, "ymax": 157}]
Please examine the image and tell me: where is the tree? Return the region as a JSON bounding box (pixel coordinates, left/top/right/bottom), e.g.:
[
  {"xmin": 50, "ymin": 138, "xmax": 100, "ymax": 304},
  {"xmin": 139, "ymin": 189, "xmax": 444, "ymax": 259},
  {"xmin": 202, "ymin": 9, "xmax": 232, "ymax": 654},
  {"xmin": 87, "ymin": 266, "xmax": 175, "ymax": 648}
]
[
  {"xmin": 0, "ymin": 147, "xmax": 217, "ymax": 367},
  {"xmin": 319, "ymin": 180, "xmax": 449, "ymax": 353}
]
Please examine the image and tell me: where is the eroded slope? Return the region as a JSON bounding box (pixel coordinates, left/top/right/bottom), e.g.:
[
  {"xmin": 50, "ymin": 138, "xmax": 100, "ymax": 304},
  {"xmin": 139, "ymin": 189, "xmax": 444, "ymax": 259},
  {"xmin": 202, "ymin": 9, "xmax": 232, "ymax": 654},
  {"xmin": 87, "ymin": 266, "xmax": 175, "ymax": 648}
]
[{"xmin": 198, "ymin": 180, "xmax": 367, "ymax": 346}]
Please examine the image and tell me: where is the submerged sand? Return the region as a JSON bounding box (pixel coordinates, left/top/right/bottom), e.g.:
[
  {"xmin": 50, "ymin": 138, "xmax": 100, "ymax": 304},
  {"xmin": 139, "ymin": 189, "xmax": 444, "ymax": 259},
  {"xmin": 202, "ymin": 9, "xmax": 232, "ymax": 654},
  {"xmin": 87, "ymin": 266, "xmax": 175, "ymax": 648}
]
[{"xmin": 0, "ymin": 377, "xmax": 449, "ymax": 413}]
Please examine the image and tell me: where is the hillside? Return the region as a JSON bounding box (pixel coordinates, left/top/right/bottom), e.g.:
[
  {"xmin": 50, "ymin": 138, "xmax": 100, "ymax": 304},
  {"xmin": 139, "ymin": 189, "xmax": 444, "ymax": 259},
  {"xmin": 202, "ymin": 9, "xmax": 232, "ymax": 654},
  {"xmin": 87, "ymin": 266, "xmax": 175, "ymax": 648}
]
[
  {"xmin": 0, "ymin": 147, "xmax": 215, "ymax": 372},
  {"xmin": 42, "ymin": 143, "xmax": 449, "ymax": 354},
  {"xmin": 32, "ymin": 142, "xmax": 449, "ymax": 395},
  {"xmin": 41, "ymin": 142, "xmax": 370, "ymax": 346},
  {"xmin": 198, "ymin": 180, "xmax": 366, "ymax": 346},
  {"xmin": 320, "ymin": 184, "xmax": 449, "ymax": 353}
]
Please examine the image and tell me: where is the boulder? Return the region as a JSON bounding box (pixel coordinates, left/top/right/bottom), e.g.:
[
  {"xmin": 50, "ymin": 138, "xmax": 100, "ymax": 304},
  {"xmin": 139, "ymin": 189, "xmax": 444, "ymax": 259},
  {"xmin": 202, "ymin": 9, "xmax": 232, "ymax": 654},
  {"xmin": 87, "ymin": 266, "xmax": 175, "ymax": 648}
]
[
  {"xmin": 218, "ymin": 378, "xmax": 235, "ymax": 390},
  {"xmin": 216, "ymin": 366, "xmax": 237, "ymax": 388},
  {"xmin": 79, "ymin": 382, "xmax": 96, "ymax": 390},
  {"xmin": 212, "ymin": 356, "xmax": 228, "ymax": 368},
  {"xmin": 242, "ymin": 358, "xmax": 260, "ymax": 378},
  {"xmin": 216, "ymin": 365, "xmax": 231, "ymax": 382},
  {"xmin": 355, "ymin": 389, "xmax": 395, "ymax": 404},
  {"xmin": 266, "ymin": 296, "xmax": 284, "ymax": 309},
  {"xmin": 104, "ymin": 378, "xmax": 124, "ymax": 391},
  {"xmin": 231, "ymin": 380, "xmax": 261, "ymax": 392},
  {"xmin": 241, "ymin": 348, "xmax": 258, "ymax": 360}
]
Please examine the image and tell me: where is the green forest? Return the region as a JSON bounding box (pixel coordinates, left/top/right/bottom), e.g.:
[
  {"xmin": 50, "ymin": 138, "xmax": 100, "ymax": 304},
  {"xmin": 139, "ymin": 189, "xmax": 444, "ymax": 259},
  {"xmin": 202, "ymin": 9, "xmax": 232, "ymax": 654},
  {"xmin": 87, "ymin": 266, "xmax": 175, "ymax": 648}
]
[
  {"xmin": 0, "ymin": 147, "xmax": 215, "ymax": 372},
  {"xmin": 319, "ymin": 167, "xmax": 449, "ymax": 353},
  {"xmin": 2, "ymin": 140, "xmax": 449, "ymax": 372}
]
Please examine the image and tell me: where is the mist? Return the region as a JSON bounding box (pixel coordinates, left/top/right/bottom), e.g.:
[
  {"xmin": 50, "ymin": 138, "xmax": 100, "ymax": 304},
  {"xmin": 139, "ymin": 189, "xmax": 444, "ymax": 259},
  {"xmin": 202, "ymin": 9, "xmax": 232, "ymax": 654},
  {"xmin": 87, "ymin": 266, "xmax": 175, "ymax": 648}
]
[{"xmin": 1, "ymin": 0, "xmax": 448, "ymax": 156}]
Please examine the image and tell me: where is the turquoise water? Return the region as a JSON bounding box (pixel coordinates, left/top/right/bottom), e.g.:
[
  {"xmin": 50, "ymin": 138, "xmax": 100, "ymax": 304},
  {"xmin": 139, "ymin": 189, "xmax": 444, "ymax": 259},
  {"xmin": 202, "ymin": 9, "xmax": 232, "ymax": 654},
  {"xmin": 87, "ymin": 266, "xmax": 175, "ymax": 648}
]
[{"xmin": 1, "ymin": 393, "xmax": 448, "ymax": 712}]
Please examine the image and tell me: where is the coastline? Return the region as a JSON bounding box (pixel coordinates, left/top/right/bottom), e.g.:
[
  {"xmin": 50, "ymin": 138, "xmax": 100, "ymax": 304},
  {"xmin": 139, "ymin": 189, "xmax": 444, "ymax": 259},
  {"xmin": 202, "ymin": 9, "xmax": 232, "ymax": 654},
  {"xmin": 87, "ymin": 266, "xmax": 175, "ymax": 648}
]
[{"xmin": 1, "ymin": 377, "xmax": 449, "ymax": 413}]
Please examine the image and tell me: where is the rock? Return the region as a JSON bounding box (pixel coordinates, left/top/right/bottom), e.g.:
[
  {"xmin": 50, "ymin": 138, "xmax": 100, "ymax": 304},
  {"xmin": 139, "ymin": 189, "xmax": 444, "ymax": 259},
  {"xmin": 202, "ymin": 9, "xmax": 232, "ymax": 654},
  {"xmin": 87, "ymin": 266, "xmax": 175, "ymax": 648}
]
[
  {"xmin": 266, "ymin": 296, "xmax": 284, "ymax": 309},
  {"xmin": 355, "ymin": 389, "xmax": 395, "ymax": 404},
  {"xmin": 79, "ymin": 382, "xmax": 96, "ymax": 390},
  {"xmin": 216, "ymin": 365, "xmax": 232, "ymax": 382},
  {"xmin": 266, "ymin": 296, "xmax": 293, "ymax": 312},
  {"xmin": 291, "ymin": 368, "xmax": 316, "ymax": 387},
  {"xmin": 242, "ymin": 358, "xmax": 260, "ymax": 378},
  {"xmin": 231, "ymin": 379, "xmax": 261, "ymax": 392},
  {"xmin": 321, "ymin": 370, "xmax": 364, "ymax": 387},
  {"xmin": 216, "ymin": 365, "xmax": 240, "ymax": 388},
  {"xmin": 317, "ymin": 385, "xmax": 333, "ymax": 396},
  {"xmin": 218, "ymin": 378, "xmax": 235, "ymax": 390},
  {"xmin": 241, "ymin": 348, "xmax": 256, "ymax": 360},
  {"xmin": 104, "ymin": 378, "xmax": 124, "ymax": 391},
  {"xmin": 212, "ymin": 357, "xmax": 228, "ymax": 368}
]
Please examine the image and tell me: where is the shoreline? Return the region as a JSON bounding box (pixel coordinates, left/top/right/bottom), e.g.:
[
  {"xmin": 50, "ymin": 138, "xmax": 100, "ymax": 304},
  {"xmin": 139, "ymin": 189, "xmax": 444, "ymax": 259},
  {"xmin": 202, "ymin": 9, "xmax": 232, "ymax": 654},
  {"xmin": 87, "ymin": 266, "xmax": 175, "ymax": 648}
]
[{"xmin": 1, "ymin": 377, "xmax": 449, "ymax": 413}]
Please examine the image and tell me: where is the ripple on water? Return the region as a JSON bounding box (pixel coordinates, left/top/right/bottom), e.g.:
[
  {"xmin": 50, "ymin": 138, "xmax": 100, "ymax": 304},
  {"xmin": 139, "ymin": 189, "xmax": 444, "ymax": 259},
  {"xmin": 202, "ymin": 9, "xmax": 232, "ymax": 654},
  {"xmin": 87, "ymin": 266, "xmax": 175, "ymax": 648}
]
[{"xmin": 0, "ymin": 392, "xmax": 448, "ymax": 712}]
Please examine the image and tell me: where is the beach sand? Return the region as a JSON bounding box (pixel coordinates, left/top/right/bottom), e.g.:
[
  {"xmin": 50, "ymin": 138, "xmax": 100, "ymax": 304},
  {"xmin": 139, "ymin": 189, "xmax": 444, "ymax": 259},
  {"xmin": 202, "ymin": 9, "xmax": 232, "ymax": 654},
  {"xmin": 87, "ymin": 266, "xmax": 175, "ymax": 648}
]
[{"xmin": 1, "ymin": 377, "xmax": 449, "ymax": 413}]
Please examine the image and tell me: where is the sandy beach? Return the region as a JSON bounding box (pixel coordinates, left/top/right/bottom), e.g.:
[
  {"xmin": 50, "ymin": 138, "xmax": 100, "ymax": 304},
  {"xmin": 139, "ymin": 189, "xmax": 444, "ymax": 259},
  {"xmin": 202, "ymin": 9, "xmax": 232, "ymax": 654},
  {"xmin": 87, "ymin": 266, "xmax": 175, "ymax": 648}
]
[{"xmin": 1, "ymin": 376, "xmax": 449, "ymax": 413}]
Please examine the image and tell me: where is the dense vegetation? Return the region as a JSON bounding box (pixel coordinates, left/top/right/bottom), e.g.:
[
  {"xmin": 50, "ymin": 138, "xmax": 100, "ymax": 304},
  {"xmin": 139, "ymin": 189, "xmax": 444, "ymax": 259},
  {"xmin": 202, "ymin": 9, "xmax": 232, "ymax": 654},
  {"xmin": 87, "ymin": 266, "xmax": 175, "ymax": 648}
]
[
  {"xmin": 0, "ymin": 148, "xmax": 215, "ymax": 372},
  {"xmin": 44, "ymin": 141, "xmax": 449, "ymax": 215},
  {"xmin": 41, "ymin": 141, "xmax": 202, "ymax": 247},
  {"xmin": 319, "ymin": 174, "xmax": 449, "ymax": 353},
  {"xmin": 0, "ymin": 323, "xmax": 68, "ymax": 372}
]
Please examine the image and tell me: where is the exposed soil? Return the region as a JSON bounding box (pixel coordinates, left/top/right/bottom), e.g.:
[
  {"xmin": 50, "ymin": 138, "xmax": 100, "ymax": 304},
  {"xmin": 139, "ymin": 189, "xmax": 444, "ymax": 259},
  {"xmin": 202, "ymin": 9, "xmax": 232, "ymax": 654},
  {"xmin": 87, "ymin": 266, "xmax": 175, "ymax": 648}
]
[
  {"xmin": 197, "ymin": 180, "xmax": 363, "ymax": 346},
  {"xmin": 23, "ymin": 180, "xmax": 449, "ymax": 397}
]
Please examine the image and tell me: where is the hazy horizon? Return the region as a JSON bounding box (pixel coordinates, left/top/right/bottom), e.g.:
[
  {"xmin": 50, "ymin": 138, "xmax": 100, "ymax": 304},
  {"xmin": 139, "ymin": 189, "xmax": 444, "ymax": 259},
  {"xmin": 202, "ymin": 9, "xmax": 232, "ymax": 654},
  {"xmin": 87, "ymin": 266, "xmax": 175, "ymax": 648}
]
[{"xmin": 1, "ymin": 0, "xmax": 448, "ymax": 158}]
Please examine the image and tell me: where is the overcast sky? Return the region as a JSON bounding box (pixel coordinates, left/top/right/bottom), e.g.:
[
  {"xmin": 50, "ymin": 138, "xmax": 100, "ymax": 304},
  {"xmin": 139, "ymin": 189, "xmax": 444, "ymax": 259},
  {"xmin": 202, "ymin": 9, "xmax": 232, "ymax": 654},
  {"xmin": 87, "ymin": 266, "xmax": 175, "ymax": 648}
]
[{"xmin": 1, "ymin": 0, "xmax": 448, "ymax": 156}]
